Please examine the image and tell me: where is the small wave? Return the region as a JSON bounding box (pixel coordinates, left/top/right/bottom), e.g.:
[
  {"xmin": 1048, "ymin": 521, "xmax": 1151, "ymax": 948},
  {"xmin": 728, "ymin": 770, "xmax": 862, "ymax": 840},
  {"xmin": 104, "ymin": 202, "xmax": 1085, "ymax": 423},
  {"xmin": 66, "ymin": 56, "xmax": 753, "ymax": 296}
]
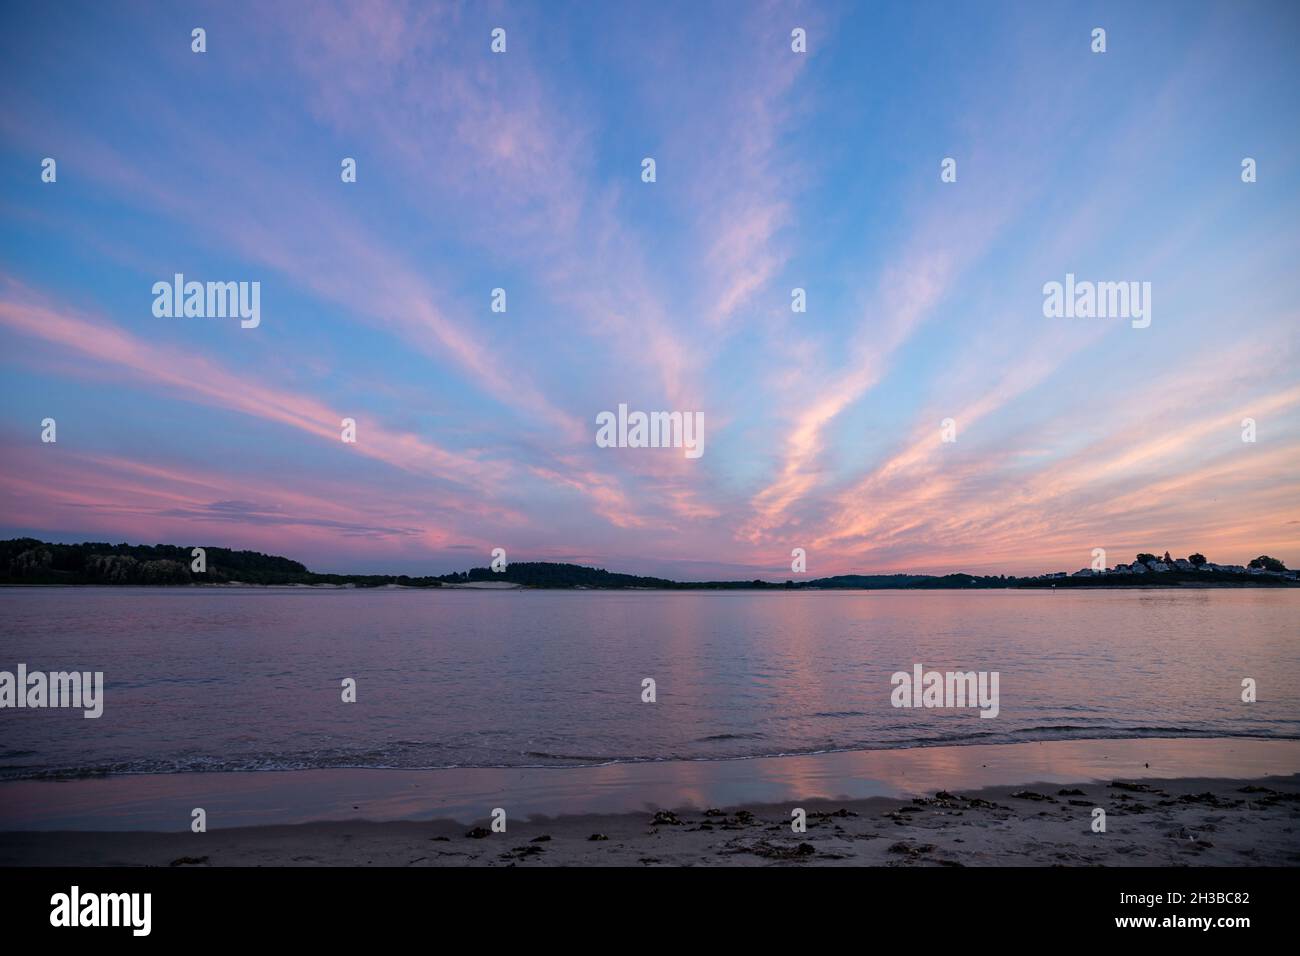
[{"xmin": 5, "ymin": 727, "xmax": 1298, "ymax": 781}]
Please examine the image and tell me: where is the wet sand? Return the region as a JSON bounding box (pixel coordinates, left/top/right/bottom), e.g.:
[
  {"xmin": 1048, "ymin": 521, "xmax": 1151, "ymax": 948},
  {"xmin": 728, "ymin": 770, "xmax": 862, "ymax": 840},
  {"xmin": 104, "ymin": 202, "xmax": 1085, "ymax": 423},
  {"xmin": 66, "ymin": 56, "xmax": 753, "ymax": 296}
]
[
  {"xmin": 4, "ymin": 736, "xmax": 1298, "ymax": 831},
  {"xmin": 3, "ymin": 738, "xmax": 1298, "ymax": 865},
  {"xmin": 2, "ymin": 773, "xmax": 1298, "ymax": 866}
]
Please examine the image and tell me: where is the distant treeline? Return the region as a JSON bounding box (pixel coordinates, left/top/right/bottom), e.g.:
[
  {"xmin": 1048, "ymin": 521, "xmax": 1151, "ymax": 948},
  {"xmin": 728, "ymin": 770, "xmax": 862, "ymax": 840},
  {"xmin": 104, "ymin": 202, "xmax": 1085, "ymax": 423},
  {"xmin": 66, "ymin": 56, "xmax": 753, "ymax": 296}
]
[
  {"xmin": 1015, "ymin": 569, "xmax": 1294, "ymax": 588},
  {"xmin": 0, "ymin": 540, "xmax": 1012, "ymax": 589},
  {"xmin": 0, "ymin": 539, "xmax": 1293, "ymax": 589},
  {"xmin": 438, "ymin": 566, "xmax": 1014, "ymax": 589},
  {"xmin": 0, "ymin": 539, "xmax": 445, "ymax": 587}
]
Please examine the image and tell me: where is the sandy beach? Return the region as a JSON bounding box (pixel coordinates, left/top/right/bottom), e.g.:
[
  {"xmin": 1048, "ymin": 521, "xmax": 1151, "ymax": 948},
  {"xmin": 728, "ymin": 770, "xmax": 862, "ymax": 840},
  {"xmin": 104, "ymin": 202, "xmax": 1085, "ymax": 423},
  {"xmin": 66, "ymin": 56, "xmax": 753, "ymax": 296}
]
[
  {"xmin": 3, "ymin": 738, "xmax": 1299, "ymax": 866},
  {"xmin": 3, "ymin": 773, "xmax": 1298, "ymax": 867}
]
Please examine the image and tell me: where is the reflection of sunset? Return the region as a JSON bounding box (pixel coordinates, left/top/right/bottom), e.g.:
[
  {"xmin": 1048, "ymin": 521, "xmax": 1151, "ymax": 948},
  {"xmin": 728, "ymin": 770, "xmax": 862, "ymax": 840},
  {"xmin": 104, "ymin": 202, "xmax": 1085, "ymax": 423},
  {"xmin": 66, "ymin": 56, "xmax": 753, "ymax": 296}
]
[{"xmin": 5, "ymin": 739, "xmax": 1297, "ymax": 831}]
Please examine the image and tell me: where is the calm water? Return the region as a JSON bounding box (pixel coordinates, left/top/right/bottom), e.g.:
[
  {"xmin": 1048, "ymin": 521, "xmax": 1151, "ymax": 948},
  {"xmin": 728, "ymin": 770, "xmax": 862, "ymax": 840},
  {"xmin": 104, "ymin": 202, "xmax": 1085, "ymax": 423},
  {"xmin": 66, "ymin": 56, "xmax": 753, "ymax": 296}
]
[{"xmin": 0, "ymin": 588, "xmax": 1297, "ymax": 780}]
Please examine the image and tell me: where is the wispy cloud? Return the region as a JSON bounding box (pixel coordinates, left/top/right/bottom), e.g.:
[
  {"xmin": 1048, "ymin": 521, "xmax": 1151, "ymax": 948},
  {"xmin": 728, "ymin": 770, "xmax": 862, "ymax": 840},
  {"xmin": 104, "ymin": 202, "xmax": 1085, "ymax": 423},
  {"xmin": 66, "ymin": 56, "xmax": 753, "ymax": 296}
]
[{"xmin": 2, "ymin": 1, "xmax": 1296, "ymax": 575}]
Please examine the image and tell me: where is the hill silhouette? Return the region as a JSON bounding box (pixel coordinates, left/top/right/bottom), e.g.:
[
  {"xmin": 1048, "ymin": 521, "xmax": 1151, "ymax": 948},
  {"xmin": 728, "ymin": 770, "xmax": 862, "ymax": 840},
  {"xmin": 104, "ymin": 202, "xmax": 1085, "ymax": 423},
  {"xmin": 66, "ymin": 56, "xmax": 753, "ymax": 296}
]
[{"xmin": 0, "ymin": 539, "xmax": 1293, "ymax": 589}]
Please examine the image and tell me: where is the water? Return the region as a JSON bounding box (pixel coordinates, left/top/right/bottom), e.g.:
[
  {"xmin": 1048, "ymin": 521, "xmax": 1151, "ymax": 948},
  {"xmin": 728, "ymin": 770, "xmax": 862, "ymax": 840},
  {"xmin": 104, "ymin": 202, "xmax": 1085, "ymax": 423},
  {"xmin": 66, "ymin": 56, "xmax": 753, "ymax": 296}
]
[{"xmin": 1, "ymin": 588, "xmax": 1297, "ymax": 780}]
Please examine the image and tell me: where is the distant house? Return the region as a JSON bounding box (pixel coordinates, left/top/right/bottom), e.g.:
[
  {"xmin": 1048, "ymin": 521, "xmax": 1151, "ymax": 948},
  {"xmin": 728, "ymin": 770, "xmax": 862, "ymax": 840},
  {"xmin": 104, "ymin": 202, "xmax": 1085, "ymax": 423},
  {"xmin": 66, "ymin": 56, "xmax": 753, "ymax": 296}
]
[
  {"xmin": 1112, "ymin": 565, "xmax": 1131, "ymax": 574},
  {"xmin": 1071, "ymin": 568, "xmax": 1095, "ymax": 577},
  {"xmin": 1130, "ymin": 562, "xmax": 1148, "ymax": 574},
  {"xmin": 1174, "ymin": 559, "xmax": 1193, "ymax": 571},
  {"xmin": 1148, "ymin": 561, "xmax": 1169, "ymax": 572}
]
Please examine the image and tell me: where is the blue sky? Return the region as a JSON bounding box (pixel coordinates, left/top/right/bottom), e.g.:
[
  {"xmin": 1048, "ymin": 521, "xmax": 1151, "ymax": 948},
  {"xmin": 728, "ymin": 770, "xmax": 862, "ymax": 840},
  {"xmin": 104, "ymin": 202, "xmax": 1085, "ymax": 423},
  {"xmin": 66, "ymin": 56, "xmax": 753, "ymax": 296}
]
[{"xmin": 1, "ymin": 0, "xmax": 1297, "ymax": 577}]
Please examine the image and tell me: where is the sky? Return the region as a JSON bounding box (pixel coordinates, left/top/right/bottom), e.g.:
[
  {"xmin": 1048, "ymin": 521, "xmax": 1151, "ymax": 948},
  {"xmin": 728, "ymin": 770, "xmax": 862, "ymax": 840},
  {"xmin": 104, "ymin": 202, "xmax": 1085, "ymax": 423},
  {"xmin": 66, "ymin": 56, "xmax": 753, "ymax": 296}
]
[{"xmin": 1, "ymin": 0, "xmax": 1297, "ymax": 579}]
